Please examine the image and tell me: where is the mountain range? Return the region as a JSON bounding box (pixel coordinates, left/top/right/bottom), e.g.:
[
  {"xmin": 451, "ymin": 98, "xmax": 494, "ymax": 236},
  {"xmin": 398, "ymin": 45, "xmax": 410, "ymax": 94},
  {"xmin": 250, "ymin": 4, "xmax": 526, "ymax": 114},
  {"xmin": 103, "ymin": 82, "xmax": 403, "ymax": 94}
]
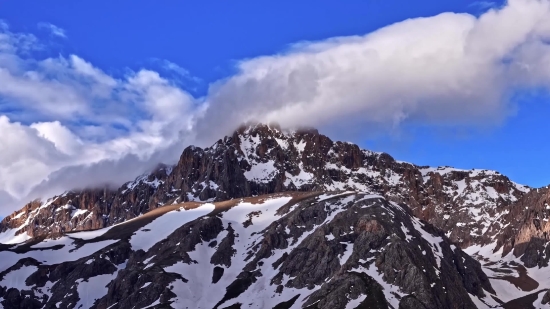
[{"xmin": 0, "ymin": 123, "xmax": 549, "ymax": 309}]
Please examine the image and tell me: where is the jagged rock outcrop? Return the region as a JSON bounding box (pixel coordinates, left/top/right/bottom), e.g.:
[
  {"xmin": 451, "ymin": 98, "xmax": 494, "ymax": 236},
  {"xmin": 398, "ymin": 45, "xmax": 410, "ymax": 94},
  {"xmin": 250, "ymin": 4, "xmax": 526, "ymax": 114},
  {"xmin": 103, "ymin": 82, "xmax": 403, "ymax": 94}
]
[{"xmin": 495, "ymin": 187, "xmax": 550, "ymax": 267}]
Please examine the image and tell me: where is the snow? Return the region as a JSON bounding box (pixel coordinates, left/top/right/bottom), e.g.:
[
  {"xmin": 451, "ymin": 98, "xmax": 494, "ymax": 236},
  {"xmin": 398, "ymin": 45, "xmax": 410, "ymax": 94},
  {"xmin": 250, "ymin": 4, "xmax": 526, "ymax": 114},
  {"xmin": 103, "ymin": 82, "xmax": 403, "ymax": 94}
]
[
  {"xmin": 274, "ymin": 137, "xmax": 289, "ymax": 150},
  {"xmin": 514, "ymin": 183, "xmax": 531, "ymax": 193},
  {"xmin": 37, "ymin": 197, "xmax": 58, "ymax": 212},
  {"xmin": 400, "ymin": 223, "xmax": 413, "ymax": 241},
  {"xmin": 484, "ymin": 186, "xmax": 499, "ymax": 199},
  {"xmin": 486, "ymin": 278, "xmax": 528, "ymax": 302},
  {"xmin": 239, "ymin": 133, "xmax": 260, "ymax": 161},
  {"xmin": 75, "ymin": 272, "xmax": 117, "ymax": 308},
  {"xmin": 34, "ymin": 279, "xmax": 58, "ymax": 300},
  {"xmin": 204, "ymin": 180, "xmax": 219, "ymax": 190},
  {"xmin": 339, "ymin": 242, "xmax": 354, "ymax": 265},
  {"xmin": 419, "ymin": 166, "xmax": 462, "ymax": 178},
  {"xmin": 0, "ymin": 228, "xmax": 31, "ymax": 244},
  {"xmin": 295, "ymin": 140, "xmax": 307, "ymax": 152},
  {"xmin": 317, "ymin": 191, "xmax": 356, "ymax": 202},
  {"xmin": 0, "ymin": 237, "xmax": 118, "ymax": 273},
  {"xmin": 222, "ymin": 196, "xmax": 293, "ymax": 232},
  {"xmin": 533, "ymin": 291, "xmax": 547, "ymax": 308},
  {"xmin": 68, "ymin": 225, "xmax": 116, "ymax": 240},
  {"xmin": 345, "ymin": 295, "xmax": 367, "ymax": 309},
  {"xmin": 71, "ymin": 208, "xmax": 89, "ymax": 219},
  {"xmin": 455, "ymin": 180, "xmax": 467, "ymax": 196},
  {"xmin": 158, "ymin": 195, "xmax": 352, "ymax": 309},
  {"xmin": 418, "ymin": 166, "xmax": 531, "ymax": 232},
  {"xmin": 354, "ymin": 262, "xmax": 404, "ymax": 307},
  {"xmin": 31, "ymin": 237, "xmax": 72, "ymax": 249},
  {"xmin": 56, "ymin": 204, "xmax": 74, "ymax": 212},
  {"xmin": 122, "ymin": 174, "xmax": 164, "ymax": 194},
  {"xmin": 284, "ymin": 166, "xmax": 315, "ymax": 186},
  {"xmin": 143, "ymin": 255, "xmax": 156, "ymax": 265},
  {"xmin": 129, "ymin": 203, "xmax": 216, "ymax": 252},
  {"xmin": 468, "ymin": 293, "xmax": 491, "ymax": 309},
  {"xmin": 12, "ymin": 211, "xmax": 24, "ymax": 220},
  {"xmin": 244, "ymin": 160, "xmax": 277, "ymax": 181},
  {"xmin": 321, "ymin": 195, "xmax": 356, "ymax": 226},
  {"xmin": 0, "ymin": 265, "xmax": 38, "ymax": 290},
  {"xmin": 142, "ymin": 299, "xmax": 160, "ymax": 308},
  {"xmin": 410, "ymin": 217, "xmax": 443, "ymax": 269},
  {"xmin": 464, "ymin": 242, "xmax": 550, "ymax": 304}
]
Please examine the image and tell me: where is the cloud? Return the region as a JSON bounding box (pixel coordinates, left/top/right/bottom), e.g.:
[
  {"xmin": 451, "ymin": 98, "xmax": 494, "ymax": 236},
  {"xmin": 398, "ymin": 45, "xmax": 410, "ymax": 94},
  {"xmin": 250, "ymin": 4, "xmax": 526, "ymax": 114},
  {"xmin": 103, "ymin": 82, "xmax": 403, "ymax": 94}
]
[
  {"xmin": 150, "ymin": 58, "xmax": 202, "ymax": 85},
  {"xmin": 0, "ymin": 26, "xmax": 199, "ymax": 211},
  {"xmin": 3, "ymin": 0, "xmax": 550, "ymax": 214},
  {"xmin": 196, "ymin": 0, "xmax": 550, "ymax": 140},
  {"xmin": 159, "ymin": 59, "xmax": 191, "ymax": 78},
  {"xmin": 38, "ymin": 22, "xmax": 67, "ymax": 38},
  {"xmin": 469, "ymin": 1, "xmax": 502, "ymax": 10}
]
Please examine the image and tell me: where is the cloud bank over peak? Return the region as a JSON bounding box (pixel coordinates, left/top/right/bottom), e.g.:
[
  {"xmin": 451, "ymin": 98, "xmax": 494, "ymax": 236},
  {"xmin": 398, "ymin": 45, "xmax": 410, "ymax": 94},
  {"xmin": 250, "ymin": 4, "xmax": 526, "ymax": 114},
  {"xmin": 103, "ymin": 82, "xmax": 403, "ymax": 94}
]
[
  {"xmin": 2, "ymin": 0, "xmax": 550, "ymax": 214},
  {"xmin": 199, "ymin": 0, "xmax": 550, "ymax": 139}
]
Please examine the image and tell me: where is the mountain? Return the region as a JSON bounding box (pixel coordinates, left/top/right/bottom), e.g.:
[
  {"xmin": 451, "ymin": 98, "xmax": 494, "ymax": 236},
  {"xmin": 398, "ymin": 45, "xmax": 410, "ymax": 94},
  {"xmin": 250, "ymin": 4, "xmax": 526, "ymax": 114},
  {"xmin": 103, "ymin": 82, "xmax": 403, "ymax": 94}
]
[
  {"xmin": 0, "ymin": 192, "xmax": 495, "ymax": 309},
  {"xmin": 0, "ymin": 123, "xmax": 548, "ymax": 308}
]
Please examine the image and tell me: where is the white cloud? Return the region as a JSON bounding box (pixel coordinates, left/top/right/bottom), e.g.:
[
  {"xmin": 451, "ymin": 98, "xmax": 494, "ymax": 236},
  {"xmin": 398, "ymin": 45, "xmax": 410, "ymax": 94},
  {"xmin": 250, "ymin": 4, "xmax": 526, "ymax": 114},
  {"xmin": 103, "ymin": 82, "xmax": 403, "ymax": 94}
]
[
  {"xmin": 30, "ymin": 121, "xmax": 83, "ymax": 155},
  {"xmin": 3, "ymin": 0, "xmax": 550, "ymax": 214},
  {"xmin": 159, "ymin": 59, "xmax": 192, "ymax": 78},
  {"xmin": 0, "ymin": 26, "xmax": 200, "ymax": 211},
  {"xmin": 197, "ymin": 0, "xmax": 550, "ymax": 140},
  {"xmin": 38, "ymin": 22, "xmax": 67, "ymax": 38},
  {"xmin": 69, "ymin": 55, "xmax": 117, "ymax": 87},
  {"xmin": 151, "ymin": 58, "xmax": 202, "ymax": 85},
  {"xmin": 469, "ymin": 1, "xmax": 505, "ymax": 11}
]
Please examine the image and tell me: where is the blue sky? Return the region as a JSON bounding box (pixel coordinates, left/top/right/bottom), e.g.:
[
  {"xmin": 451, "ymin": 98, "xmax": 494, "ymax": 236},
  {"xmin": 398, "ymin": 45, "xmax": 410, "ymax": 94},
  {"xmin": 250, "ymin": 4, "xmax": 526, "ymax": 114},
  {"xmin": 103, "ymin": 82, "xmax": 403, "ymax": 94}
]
[
  {"xmin": 1, "ymin": 0, "xmax": 550, "ymax": 214},
  {"xmin": 2, "ymin": 0, "xmax": 486, "ymax": 83}
]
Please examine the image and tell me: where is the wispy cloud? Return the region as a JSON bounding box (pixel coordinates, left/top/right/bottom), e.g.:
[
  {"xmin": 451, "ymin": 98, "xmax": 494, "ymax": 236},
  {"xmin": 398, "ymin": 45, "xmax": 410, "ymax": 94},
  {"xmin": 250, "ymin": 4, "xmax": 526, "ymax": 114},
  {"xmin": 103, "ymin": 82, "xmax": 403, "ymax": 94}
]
[
  {"xmin": 468, "ymin": 1, "xmax": 502, "ymax": 11},
  {"xmin": 0, "ymin": 20, "xmax": 8, "ymax": 31},
  {"xmin": 151, "ymin": 58, "xmax": 201, "ymax": 83},
  {"xmin": 38, "ymin": 22, "xmax": 67, "ymax": 38}
]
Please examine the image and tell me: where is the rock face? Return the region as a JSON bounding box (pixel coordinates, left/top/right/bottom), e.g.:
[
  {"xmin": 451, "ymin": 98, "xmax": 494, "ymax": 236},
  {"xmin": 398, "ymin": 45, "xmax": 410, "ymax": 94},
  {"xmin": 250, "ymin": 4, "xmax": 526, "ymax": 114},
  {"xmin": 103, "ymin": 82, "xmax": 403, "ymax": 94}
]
[
  {"xmin": 495, "ymin": 187, "xmax": 550, "ymax": 268},
  {"xmin": 0, "ymin": 192, "xmax": 497, "ymax": 309},
  {"xmin": 0, "ymin": 124, "xmax": 530, "ymax": 251}
]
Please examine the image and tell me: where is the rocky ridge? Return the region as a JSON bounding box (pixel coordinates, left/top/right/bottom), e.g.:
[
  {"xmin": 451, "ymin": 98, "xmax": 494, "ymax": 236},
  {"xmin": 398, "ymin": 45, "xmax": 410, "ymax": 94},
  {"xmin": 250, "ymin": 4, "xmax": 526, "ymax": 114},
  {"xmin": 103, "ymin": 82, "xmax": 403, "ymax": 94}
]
[
  {"xmin": 2, "ymin": 123, "xmax": 550, "ymax": 308},
  {"xmin": 0, "ymin": 124, "xmax": 531, "ymax": 250}
]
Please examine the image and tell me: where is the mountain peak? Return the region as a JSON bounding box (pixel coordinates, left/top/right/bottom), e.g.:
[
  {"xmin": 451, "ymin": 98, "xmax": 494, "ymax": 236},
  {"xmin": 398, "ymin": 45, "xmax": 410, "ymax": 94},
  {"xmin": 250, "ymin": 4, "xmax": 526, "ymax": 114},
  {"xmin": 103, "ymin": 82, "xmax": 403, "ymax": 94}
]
[
  {"xmin": 232, "ymin": 122, "xmax": 320, "ymax": 140},
  {"xmin": 0, "ymin": 122, "xmax": 531, "ymax": 255},
  {"xmin": 2, "ymin": 122, "xmax": 548, "ymax": 308}
]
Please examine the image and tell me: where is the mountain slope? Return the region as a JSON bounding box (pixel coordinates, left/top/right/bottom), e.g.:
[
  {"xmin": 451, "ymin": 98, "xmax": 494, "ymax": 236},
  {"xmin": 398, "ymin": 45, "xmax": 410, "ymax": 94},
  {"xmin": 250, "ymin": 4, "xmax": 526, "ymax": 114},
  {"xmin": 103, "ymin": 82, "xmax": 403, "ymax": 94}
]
[{"xmin": 0, "ymin": 192, "xmax": 495, "ymax": 309}]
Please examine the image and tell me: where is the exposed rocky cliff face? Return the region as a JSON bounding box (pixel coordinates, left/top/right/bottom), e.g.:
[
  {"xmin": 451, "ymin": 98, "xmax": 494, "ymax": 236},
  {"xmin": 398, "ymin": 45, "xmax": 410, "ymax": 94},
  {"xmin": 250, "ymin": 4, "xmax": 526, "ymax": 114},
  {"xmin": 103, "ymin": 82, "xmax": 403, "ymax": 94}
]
[{"xmin": 494, "ymin": 187, "xmax": 550, "ymax": 268}]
